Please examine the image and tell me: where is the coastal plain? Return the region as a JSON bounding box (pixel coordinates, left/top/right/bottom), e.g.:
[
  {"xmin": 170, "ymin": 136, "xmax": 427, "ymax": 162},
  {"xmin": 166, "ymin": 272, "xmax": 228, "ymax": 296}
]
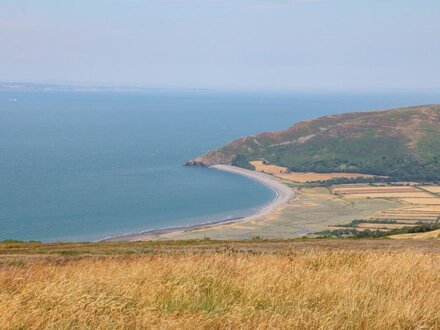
[
  {"xmin": 162, "ymin": 184, "xmax": 395, "ymax": 240},
  {"xmin": 131, "ymin": 164, "xmax": 395, "ymax": 241},
  {"xmin": 143, "ymin": 165, "xmax": 440, "ymax": 241}
]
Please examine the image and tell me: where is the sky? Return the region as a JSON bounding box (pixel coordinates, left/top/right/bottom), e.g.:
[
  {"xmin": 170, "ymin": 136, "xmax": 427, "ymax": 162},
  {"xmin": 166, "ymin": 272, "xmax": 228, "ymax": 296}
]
[{"xmin": 0, "ymin": 0, "xmax": 439, "ymax": 91}]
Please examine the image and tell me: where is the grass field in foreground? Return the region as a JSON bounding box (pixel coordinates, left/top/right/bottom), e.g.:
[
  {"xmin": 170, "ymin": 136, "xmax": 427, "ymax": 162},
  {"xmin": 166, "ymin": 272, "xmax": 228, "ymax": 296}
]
[{"xmin": 1, "ymin": 240, "xmax": 440, "ymax": 329}]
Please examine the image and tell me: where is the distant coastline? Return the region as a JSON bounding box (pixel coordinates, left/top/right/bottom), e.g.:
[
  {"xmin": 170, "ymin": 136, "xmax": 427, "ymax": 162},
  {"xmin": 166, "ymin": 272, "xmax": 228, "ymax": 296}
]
[
  {"xmin": 102, "ymin": 165, "xmax": 294, "ymax": 242},
  {"xmin": 0, "ymin": 81, "xmax": 216, "ymax": 94}
]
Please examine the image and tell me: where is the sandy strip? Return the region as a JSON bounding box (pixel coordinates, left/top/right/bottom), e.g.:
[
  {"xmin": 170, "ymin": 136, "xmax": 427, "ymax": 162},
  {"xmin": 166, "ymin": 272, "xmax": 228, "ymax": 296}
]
[
  {"xmin": 211, "ymin": 165, "xmax": 294, "ymax": 221},
  {"xmin": 102, "ymin": 165, "xmax": 294, "ymax": 242}
]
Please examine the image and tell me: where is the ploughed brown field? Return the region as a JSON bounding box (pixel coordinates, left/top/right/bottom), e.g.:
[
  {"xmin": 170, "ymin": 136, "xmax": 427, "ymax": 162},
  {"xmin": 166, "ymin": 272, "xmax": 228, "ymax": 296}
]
[{"xmin": 1, "ymin": 240, "xmax": 440, "ymax": 329}]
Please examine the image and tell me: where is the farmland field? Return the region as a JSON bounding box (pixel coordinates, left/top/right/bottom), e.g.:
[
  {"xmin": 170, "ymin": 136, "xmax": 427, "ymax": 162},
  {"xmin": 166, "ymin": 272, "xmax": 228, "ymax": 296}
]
[
  {"xmin": 421, "ymin": 186, "xmax": 440, "ymax": 194},
  {"xmin": 401, "ymin": 198, "xmax": 440, "ymax": 205},
  {"xmin": 332, "ymin": 187, "xmax": 419, "ymax": 194},
  {"xmin": 250, "ymin": 160, "xmax": 377, "ymax": 183},
  {"xmin": 390, "ymin": 229, "xmax": 440, "ymax": 239},
  {"xmin": 356, "ymin": 223, "xmax": 417, "ymax": 230},
  {"xmin": 326, "ymin": 185, "xmax": 440, "ymax": 233},
  {"xmin": 342, "ymin": 192, "xmax": 432, "ymax": 198}
]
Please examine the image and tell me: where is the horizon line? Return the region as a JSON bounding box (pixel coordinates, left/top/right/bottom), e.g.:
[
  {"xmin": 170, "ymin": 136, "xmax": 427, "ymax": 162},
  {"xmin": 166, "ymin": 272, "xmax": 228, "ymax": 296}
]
[{"xmin": 1, "ymin": 80, "xmax": 440, "ymax": 95}]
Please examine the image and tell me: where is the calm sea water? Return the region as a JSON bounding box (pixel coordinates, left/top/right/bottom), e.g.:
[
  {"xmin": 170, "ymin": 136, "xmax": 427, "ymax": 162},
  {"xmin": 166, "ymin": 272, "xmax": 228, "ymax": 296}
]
[{"xmin": 1, "ymin": 90, "xmax": 440, "ymax": 242}]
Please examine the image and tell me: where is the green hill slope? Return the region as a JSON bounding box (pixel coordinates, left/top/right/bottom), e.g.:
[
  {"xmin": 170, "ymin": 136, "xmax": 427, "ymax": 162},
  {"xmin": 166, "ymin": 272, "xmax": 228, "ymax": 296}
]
[{"xmin": 187, "ymin": 105, "xmax": 440, "ymax": 181}]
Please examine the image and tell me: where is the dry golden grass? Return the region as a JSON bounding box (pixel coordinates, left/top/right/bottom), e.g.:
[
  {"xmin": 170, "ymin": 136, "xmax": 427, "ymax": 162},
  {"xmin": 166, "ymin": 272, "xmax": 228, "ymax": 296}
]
[
  {"xmin": 300, "ymin": 187, "xmax": 337, "ymax": 200},
  {"xmin": 420, "ymin": 186, "xmax": 440, "ymax": 193},
  {"xmin": 381, "ymin": 209, "xmax": 440, "ymax": 214},
  {"xmin": 371, "ymin": 212, "xmax": 439, "ymax": 218},
  {"xmin": 390, "ymin": 229, "xmax": 440, "ymax": 239},
  {"xmin": 325, "ymin": 226, "xmax": 388, "ymax": 232},
  {"xmin": 333, "ymin": 186, "xmax": 419, "ymax": 194},
  {"xmin": 2, "ymin": 250, "xmax": 440, "ymax": 329},
  {"xmin": 250, "ymin": 160, "xmax": 288, "ymax": 174},
  {"xmin": 406, "ymin": 205, "xmax": 440, "ymax": 212},
  {"xmin": 250, "ymin": 160, "xmax": 376, "ymax": 183},
  {"xmin": 401, "ymin": 198, "xmax": 440, "ymax": 205},
  {"xmin": 327, "ymin": 223, "xmax": 418, "ymax": 231},
  {"xmin": 369, "ymin": 206, "xmax": 440, "ymax": 222},
  {"xmin": 356, "ymin": 223, "xmax": 417, "ymax": 230},
  {"xmin": 343, "ymin": 192, "xmax": 433, "ymax": 199},
  {"xmin": 370, "ymin": 219, "xmax": 437, "ymax": 224},
  {"xmin": 333, "ymin": 186, "xmax": 432, "ymax": 200},
  {"xmin": 331, "ymin": 184, "xmax": 369, "ymax": 188}
]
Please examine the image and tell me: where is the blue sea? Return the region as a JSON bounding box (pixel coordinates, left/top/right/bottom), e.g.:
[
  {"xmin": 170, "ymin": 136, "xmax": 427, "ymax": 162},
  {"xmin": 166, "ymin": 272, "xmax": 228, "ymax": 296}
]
[{"xmin": 1, "ymin": 90, "xmax": 440, "ymax": 242}]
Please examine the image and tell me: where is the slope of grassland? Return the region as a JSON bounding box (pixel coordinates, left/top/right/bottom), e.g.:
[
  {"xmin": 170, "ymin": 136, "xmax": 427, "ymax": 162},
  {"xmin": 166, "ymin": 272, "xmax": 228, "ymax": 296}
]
[
  {"xmin": 187, "ymin": 105, "xmax": 440, "ymax": 181},
  {"xmin": 1, "ymin": 240, "xmax": 440, "ymax": 329}
]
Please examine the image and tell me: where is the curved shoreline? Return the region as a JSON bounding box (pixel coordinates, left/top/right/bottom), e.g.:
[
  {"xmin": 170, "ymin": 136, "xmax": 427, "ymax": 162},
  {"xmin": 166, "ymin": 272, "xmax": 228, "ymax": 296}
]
[
  {"xmin": 211, "ymin": 165, "xmax": 294, "ymax": 222},
  {"xmin": 102, "ymin": 165, "xmax": 294, "ymax": 242}
]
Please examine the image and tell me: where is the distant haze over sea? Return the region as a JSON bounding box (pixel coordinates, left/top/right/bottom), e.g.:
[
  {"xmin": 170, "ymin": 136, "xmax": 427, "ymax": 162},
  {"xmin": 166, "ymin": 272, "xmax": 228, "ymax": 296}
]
[{"xmin": 1, "ymin": 90, "xmax": 440, "ymax": 241}]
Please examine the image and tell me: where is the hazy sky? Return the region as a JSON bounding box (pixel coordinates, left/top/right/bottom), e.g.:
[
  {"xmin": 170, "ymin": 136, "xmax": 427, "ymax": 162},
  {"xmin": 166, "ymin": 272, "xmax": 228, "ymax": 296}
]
[{"xmin": 1, "ymin": 0, "xmax": 439, "ymax": 91}]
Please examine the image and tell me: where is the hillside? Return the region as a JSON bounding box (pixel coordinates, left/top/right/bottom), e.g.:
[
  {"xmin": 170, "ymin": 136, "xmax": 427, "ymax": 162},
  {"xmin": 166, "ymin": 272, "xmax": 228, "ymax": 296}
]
[
  {"xmin": 187, "ymin": 105, "xmax": 440, "ymax": 181},
  {"xmin": 2, "ymin": 240, "xmax": 440, "ymax": 329}
]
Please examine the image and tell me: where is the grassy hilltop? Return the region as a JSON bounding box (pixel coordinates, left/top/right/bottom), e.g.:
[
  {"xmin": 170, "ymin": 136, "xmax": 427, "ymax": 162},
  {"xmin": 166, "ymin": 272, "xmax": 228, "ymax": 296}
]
[
  {"xmin": 187, "ymin": 105, "xmax": 440, "ymax": 181},
  {"xmin": 2, "ymin": 240, "xmax": 440, "ymax": 329}
]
